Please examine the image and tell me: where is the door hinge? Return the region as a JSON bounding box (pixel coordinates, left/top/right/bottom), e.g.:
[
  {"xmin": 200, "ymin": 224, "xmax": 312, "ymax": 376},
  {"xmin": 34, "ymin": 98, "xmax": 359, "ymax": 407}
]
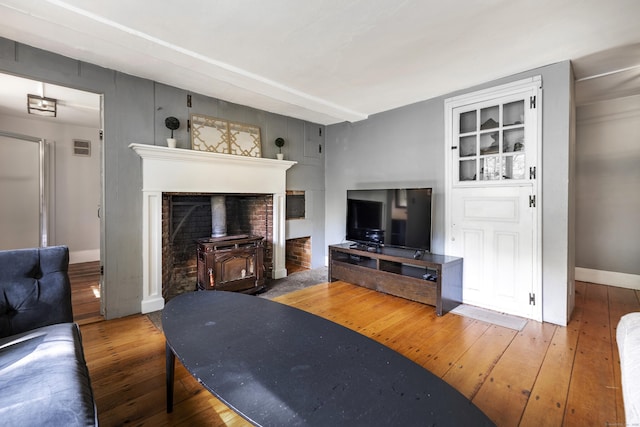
[
  {"xmin": 187, "ymin": 94, "xmax": 192, "ymax": 108},
  {"xmin": 529, "ymin": 166, "xmax": 536, "ymax": 180},
  {"xmin": 529, "ymin": 195, "xmax": 536, "ymax": 208},
  {"xmin": 530, "ymin": 95, "xmax": 536, "ymax": 109},
  {"xmin": 529, "ymin": 292, "xmax": 536, "ymax": 305},
  {"xmin": 99, "ymin": 129, "xmax": 104, "ymax": 141},
  {"xmin": 100, "ymin": 265, "xmax": 104, "ymax": 276}
]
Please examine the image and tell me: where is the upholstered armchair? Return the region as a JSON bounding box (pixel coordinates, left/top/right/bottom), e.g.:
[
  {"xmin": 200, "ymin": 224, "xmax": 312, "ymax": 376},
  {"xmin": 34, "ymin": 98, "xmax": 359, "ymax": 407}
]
[
  {"xmin": 0, "ymin": 245, "xmax": 97, "ymax": 426},
  {"xmin": 0, "ymin": 245, "xmax": 73, "ymax": 338}
]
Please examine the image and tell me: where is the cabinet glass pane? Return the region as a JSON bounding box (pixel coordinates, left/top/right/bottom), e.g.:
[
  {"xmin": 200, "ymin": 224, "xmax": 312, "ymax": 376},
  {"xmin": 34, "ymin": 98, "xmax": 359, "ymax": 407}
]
[
  {"xmin": 502, "ymin": 154, "xmax": 526, "ymax": 180},
  {"xmin": 480, "ymin": 106, "xmax": 499, "ymax": 129},
  {"xmin": 503, "ymin": 100, "xmax": 525, "ymax": 126},
  {"xmin": 459, "ymin": 135, "xmax": 476, "ymax": 157},
  {"xmin": 460, "ymin": 110, "xmax": 476, "ymax": 133},
  {"xmin": 459, "ymin": 159, "xmax": 476, "ymax": 181},
  {"xmin": 480, "ymin": 132, "xmax": 499, "ymax": 155},
  {"xmin": 480, "ymin": 156, "xmax": 500, "ymax": 181},
  {"xmin": 503, "ymin": 128, "xmax": 524, "ymax": 153}
]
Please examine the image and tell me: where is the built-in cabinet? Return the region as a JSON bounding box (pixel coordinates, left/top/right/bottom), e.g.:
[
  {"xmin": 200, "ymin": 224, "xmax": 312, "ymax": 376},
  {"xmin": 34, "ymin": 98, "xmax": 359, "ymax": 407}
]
[{"xmin": 445, "ymin": 77, "xmax": 542, "ymax": 321}]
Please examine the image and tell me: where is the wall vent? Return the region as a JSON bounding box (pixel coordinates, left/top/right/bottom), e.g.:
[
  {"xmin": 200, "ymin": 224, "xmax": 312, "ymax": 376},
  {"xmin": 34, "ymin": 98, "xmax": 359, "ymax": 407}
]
[{"xmin": 73, "ymin": 139, "xmax": 91, "ymax": 157}]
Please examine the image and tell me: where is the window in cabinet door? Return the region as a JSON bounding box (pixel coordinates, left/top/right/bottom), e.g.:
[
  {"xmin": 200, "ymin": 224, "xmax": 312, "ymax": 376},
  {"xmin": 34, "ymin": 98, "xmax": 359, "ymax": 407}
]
[{"xmin": 453, "ymin": 97, "xmax": 529, "ymax": 185}]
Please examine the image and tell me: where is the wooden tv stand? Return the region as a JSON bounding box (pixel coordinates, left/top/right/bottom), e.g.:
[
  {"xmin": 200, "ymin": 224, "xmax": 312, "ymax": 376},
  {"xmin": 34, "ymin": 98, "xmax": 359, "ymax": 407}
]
[{"xmin": 328, "ymin": 243, "xmax": 463, "ymax": 316}]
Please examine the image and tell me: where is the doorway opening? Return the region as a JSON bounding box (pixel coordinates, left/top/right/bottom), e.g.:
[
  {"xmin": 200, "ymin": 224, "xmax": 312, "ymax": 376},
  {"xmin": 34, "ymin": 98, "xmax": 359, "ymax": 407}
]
[{"xmin": 0, "ymin": 72, "xmax": 103, "ymax": 323}]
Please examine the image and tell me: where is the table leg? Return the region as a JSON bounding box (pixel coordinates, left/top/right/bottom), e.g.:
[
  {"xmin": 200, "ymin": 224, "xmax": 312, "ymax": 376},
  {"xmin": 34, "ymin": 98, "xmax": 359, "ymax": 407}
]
[{"xmin": 166, "ymin": 341, "xmax": 175, "ymax": 413}]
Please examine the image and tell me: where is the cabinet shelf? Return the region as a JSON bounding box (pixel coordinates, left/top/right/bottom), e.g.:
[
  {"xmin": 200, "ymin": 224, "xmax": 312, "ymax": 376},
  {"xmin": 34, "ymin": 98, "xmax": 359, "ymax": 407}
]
[{"xmin": 328, "ymin": 244, "xmax": 463, "ymax": 316}]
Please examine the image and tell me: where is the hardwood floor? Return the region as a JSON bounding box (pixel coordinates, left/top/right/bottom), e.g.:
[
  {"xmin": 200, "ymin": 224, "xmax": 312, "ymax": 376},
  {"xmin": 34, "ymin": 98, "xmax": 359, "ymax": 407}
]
[
  {"xmin": 69, "ymin": 261, "xmax": 103, "ymax": 325},
  {"xmin": 71, "ymin": 265, "xmax": 640, "ymax": 426}
]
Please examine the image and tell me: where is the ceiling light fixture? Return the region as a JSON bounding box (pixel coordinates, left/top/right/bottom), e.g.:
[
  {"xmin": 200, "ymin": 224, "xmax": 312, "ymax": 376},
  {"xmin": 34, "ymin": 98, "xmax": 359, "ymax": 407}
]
[{"xmin": 27, "ymin": 94, "xmax": 57, "ymax": 117}]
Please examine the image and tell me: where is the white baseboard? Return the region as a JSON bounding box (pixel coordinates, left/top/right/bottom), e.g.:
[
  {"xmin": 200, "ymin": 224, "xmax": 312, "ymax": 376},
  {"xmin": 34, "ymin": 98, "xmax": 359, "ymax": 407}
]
[
  {"xmin": 69, "ymin": 249, "xmax": 100, "ymax": 264},
  {"xmin": 575, "ymin": 267, "xmax": 640, "ymax": 290}
]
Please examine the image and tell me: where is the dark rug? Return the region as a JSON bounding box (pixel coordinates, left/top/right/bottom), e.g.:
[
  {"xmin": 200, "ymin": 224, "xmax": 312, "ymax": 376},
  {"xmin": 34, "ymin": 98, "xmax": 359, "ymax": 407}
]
[{"xmin": 146, "ymin": 267, "xmax": 328, "ymax": 331}]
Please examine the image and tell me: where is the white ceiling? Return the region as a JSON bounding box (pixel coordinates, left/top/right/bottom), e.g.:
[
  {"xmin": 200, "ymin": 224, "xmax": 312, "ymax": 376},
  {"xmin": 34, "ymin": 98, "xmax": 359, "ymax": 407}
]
[
  {"xmin": 0, "ymin": 73, "xmax": 101, "ymax": 127},
  {"xmin": 0, "ymin": 0, "xmax": 639, "ymax": 125}
]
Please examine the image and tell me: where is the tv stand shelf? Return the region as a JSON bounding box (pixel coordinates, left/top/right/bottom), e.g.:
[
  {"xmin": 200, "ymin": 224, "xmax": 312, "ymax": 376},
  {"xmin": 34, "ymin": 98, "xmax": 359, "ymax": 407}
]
[{"xmin": 328, "ymin": 243, "xmax": 463, "ymax": 316}]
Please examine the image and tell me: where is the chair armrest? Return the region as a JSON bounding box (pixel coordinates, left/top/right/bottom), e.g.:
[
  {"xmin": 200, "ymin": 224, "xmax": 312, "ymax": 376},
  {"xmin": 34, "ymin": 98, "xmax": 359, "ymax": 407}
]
[{"xmin": 617, "ymin": 312, "xmax": 640, "ymax": 426}]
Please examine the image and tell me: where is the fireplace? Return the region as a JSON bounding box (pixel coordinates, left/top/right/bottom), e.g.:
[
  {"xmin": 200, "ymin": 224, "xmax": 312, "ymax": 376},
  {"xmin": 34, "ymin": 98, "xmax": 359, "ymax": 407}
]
[
  {"xmin": 162, "ymin": 193, "xmax": 273, "ymax": 299},
  {"xmin": 130, "ymin": 144, "xmax": 296, "ymax": 313}
]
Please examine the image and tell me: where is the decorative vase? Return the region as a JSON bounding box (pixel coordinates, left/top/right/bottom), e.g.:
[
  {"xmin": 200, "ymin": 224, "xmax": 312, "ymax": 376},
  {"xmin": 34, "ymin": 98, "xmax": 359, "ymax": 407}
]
[
  {"xmin": 276, "ymin": 153, "xmax": 284, "ymax": 160},
  {"xmin": 167, "ymin": 138, "xmax": 177, "ymax": 149}
]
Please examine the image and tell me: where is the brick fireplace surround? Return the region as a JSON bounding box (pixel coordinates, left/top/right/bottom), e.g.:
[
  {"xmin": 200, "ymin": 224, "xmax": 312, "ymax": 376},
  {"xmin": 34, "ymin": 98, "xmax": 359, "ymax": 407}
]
[
  {"xmin": 162, "ymin": 193, "xmax": 274, "ymax": 299},
  {"xmin": 130, "ymin": 144, "xmax": 296, "ymax": 313},
  {"xmin": 286, "ymin": 237, "xmax": 312, "ymax": 271}
]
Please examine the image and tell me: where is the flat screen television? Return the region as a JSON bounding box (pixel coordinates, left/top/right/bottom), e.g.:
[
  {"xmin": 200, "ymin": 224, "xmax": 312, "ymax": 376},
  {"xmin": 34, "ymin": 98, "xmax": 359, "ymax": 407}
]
[{"xmin": 346, "ymin": 188, "xmax": 432, "ymax": 252}]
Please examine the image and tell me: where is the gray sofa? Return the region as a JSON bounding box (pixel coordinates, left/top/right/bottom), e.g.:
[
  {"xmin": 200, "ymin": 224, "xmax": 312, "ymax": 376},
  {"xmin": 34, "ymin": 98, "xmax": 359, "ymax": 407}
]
[
  {"xmin": 618, "ymin": 312, "xmax": 640, "ymax": 426},
  {"xmin": 0, "ymin": 245, "xmax": 97, "ymax": 426}
]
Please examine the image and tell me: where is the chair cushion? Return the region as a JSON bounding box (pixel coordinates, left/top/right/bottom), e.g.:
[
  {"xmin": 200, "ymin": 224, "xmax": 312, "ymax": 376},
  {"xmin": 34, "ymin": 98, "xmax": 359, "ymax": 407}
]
[
  {"xmin": 0, "ymin": 246, "xmax": 73, "ymax": 338},
  {"xmin": 0, "ymin": 322, "xmax": 97, "ymax": 426}
]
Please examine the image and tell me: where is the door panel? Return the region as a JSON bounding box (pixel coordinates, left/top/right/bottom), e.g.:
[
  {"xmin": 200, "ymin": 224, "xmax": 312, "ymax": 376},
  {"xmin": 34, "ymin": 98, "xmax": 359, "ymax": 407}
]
[
  {"xmin": 495, "ymin": 231, "xmax": 518, "ymax": 298},
  {"xmin": 463, "ymin": 197, "xmax": 519, "ymax": 221},
  {"xmin": 450, "ymin": 185, "xmax": 534, "ymax": 318},
  {"xmin": 0, "ymin": 135, "xmax": 40, "ymax": 250},
  {"xmin": 461, "ymin": 228, "xmax": 484, "ymax": 293}
]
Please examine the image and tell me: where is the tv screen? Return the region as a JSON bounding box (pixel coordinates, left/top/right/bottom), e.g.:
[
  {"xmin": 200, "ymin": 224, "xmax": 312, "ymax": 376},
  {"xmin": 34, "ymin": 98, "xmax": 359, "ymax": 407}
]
[
  {"xmin": 346, "ymin": 198, "xmax": 384, "ymax": 244},
  {"xmin": 346, "ymin": 188, "xmax": 432, "ymax": 252}
]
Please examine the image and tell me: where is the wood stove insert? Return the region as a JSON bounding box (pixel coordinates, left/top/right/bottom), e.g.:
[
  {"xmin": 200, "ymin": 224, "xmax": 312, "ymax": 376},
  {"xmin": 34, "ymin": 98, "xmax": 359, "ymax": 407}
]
[{"xmin": 196, "ymin": 234, "xmax": 265, "ymax": 294}]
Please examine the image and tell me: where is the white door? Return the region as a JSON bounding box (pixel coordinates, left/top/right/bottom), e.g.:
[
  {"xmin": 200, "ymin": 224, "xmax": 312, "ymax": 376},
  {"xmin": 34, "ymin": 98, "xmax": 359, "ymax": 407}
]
[
  {"xmin": 0, "ymin": 133, "xmax": 42, "ymax": 250},
  {"xmin": 445, "ymin": 77, "xmax": 542, "ymax": 321},
  {"xmin": 450, "ymin": 185, "xmax": 536, "ymax": 317}
]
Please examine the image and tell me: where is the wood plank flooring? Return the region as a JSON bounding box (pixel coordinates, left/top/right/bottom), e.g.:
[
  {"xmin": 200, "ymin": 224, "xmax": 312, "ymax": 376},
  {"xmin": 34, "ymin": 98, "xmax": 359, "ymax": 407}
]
[
  {"xmin": 69, "ymin": 261, "xmax": 103, "ymax": 325},
  {"xmin": 71, "ymin": 266, "xmax": 640, "ymax": 426}
]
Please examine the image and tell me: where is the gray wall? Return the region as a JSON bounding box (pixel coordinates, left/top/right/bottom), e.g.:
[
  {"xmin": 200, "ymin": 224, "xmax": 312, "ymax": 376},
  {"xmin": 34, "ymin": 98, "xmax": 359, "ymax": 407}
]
[
  {"xmin": 325, "ymin": 61, "xmax": 574, "ymax": 325},
  {"xmin": 576, "ymin": 96, "xmax": 640, "ymax": 275},
  {"xmin": 1, "ymin": 35, "xmax": 578, "ymax": 324},
  {"xmin": 0, "ymin": 37, "xmax": 325, "ymax": 319},
  {"xmin": 325, "ymin": 98, "xmax": 445, "ymax": 250}
]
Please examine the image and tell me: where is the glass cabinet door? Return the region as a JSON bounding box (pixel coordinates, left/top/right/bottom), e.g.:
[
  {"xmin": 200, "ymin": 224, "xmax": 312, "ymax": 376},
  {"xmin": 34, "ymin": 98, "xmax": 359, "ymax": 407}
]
[{"xmin": 455, "ymin": 97, "xmax": 528, "ymax": 184}]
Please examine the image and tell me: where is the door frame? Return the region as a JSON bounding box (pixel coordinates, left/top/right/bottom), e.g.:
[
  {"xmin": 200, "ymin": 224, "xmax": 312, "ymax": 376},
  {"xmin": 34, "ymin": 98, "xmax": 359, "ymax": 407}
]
[
  {"xmin": 0, "ymin": 129, "xmax": 51, "ymax": 248},
  {"xmin": 444, "ymin": 76, "xmax": 543, "ymax": 321},
  {"xmin": 99, "ymin": 94, "xmax": 106, "ymax": 317}
]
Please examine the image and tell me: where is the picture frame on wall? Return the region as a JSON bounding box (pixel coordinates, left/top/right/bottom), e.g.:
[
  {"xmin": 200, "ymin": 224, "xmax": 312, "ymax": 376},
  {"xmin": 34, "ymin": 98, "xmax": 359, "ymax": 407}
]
[{"xmin": 190, "ymin": 113, "xmax": 261, "ymax": 157}]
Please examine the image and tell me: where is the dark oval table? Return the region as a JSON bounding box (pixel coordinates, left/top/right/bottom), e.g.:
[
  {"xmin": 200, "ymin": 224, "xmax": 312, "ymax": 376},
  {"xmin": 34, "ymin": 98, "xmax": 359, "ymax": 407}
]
[{"xmin": 163, "ymin": 291, "xmax": 495, "ymax": 426}]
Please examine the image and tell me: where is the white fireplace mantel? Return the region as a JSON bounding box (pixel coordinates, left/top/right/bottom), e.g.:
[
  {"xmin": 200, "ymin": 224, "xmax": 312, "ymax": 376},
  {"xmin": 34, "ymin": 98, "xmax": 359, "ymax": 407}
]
[{"xmin": 130, "ymin": 143, "xmax": 296, "ymax": 313}]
